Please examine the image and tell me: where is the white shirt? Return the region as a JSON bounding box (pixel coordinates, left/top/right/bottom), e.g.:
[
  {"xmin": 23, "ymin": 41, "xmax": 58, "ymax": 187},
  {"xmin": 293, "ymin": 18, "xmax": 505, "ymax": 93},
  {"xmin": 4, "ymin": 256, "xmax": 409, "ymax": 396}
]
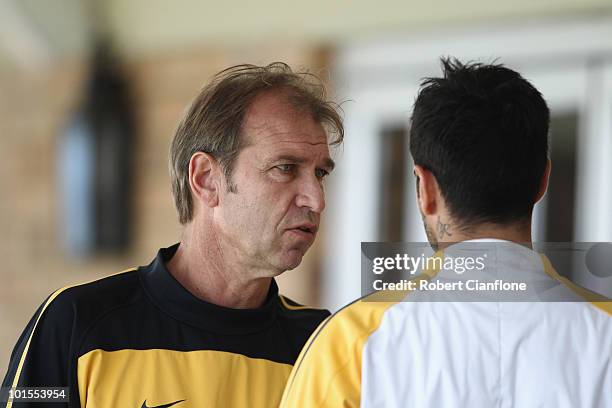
[{"xmin": 281, "ymin": 239, "xmax": 612, "ymax": 408}]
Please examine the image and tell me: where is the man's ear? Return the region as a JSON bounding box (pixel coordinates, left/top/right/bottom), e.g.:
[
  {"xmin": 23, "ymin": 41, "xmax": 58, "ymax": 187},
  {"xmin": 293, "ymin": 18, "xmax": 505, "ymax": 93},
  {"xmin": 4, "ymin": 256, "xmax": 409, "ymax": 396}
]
[
  {"xmin": 189, "ymin": 152, "xmax": 220, "ymax": 208},
  {"xmin": 534, "ymin": 159, "xmax": 551, "ymax": 204},
  {"xmin": 414, "ymin": 165, "xmax": 439, "ymax": 216}
]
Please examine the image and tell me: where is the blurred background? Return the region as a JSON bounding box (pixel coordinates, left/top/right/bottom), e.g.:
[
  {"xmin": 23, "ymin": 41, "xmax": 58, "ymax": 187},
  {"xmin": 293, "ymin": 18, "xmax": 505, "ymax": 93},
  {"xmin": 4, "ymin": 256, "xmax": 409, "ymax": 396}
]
[{"xmin": 1, "ymin": 0, "xmax": 612, "ymax": 371}]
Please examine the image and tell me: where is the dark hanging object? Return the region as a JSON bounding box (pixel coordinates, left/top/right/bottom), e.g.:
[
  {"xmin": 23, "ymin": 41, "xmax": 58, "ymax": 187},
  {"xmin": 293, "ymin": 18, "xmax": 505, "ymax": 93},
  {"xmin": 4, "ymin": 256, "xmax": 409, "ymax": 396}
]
[{"xmin": 59, "ymin": 41, "xmax": 135, "ymax": 257}]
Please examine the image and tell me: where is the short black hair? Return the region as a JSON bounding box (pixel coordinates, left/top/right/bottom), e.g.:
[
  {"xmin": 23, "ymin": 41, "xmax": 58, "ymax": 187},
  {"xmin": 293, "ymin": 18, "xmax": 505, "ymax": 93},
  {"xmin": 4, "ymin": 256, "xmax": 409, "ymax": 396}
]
[{"xmin": 409, "ymin": 57, "xmax": 550, "ymax": 227}]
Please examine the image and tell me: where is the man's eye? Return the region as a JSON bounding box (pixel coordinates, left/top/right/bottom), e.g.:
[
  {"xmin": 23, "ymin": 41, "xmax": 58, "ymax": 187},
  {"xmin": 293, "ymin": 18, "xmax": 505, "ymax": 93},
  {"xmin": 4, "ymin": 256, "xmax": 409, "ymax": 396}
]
[
  {"xmin": 315, "ymin": 168, "xmax": 330, "ymax": 179},
  {"xmin": 275, "ymin": 164, "xmax": 294, "ymax": 173}
]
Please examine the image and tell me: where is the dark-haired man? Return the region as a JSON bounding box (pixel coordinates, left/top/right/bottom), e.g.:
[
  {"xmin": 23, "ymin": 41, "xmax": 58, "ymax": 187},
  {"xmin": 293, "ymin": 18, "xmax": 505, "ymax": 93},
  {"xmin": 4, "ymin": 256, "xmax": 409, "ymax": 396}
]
[
  {"xmin": 2, "ymin": 63, "xmax": 343, "ymax": 407},
  {"xmin": 280, "ymin": 58, "xmax": 611, "ymax": 407}
]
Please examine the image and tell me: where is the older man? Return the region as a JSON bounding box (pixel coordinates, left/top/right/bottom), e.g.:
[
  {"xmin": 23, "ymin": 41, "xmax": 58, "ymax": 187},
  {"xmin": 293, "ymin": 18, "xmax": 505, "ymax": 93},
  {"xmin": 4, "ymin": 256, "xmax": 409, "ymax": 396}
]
[{"xmin": 2, "ymin": 63, "xmax": 343, "ymax": 407}]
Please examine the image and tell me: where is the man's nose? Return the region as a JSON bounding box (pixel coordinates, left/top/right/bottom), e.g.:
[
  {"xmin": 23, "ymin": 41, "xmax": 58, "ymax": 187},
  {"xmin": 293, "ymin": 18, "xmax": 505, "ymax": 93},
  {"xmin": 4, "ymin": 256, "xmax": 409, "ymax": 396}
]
[{"xmin": 295, "ymin": 176, "xmax": 326, "ymax": 214}]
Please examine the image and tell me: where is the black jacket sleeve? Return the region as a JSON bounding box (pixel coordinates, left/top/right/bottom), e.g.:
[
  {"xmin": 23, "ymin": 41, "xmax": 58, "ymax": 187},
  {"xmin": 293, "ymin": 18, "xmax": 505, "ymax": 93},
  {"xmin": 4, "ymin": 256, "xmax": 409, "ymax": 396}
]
[{"xmin": 2, "ymin": 289, "xmax": 79, "ymax": 407}]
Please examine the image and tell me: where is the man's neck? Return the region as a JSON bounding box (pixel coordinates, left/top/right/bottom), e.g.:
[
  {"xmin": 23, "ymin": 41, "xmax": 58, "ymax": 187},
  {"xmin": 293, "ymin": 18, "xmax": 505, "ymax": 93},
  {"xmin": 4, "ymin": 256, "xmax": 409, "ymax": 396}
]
[
  {"xmin": 166, "ymin": 224, "xmax": 272, "ymax": 309},
  {"xmin": 437, "ymin": 221, "xmax": 533, "ymax": 250}
]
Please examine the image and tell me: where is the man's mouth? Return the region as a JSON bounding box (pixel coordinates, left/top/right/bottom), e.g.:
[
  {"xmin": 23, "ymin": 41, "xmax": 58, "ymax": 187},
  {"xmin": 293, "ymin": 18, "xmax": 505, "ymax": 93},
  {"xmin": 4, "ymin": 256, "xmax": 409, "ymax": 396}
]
[
  {"xmin": 297, "ymin": 226, "xmax": 315, "ymax": 233},
  {"xmin": 288, "ymin": 223, "xmax": 317, "ymax": 235}
]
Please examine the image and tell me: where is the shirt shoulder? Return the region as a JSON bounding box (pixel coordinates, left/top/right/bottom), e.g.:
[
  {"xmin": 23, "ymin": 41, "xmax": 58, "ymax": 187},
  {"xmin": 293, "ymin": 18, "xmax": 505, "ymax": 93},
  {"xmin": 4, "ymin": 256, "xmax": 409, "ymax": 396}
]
[
  {"xmin": 279, "ymin": 293, "xmax": 401, "ymax": 407},
  {"xmin": 23, "ymin": 267, "xmax": 145, "ymax": 359},
  {"xmin": 277, "ymin": 295, "xmax": 330, "ymax": 330},
  {"xmin": 1, "ymin": 268, "xmax": 143, "ymax": 397},
  {"xmin": 42, "ymin": 268, "xmax": 142, "ymax": 325}
]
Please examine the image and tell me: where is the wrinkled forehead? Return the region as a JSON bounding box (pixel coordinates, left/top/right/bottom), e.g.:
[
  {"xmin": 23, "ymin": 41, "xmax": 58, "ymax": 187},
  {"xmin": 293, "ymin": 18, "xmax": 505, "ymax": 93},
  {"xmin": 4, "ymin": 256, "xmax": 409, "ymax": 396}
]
[
  {"xmin": 246, "ymin": 130, "xmax": 333, "ymax": 169},
  {"xmin": 241, "ymin": 91, "xmax": 331, "ymax": 148}
]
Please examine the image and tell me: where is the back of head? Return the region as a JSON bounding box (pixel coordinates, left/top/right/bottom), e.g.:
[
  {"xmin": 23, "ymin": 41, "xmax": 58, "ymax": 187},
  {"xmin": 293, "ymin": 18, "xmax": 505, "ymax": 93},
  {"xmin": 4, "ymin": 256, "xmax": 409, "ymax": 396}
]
[{"xmin": 409, "ymin": 58, "xmax": 550, "ymax": 228}]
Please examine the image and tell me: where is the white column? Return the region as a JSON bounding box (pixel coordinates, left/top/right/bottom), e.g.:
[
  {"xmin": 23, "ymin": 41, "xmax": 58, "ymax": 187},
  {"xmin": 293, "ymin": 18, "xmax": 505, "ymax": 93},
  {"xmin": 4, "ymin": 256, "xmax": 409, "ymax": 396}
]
[{"xmin": 575, "ymin": 61, "xmax": 612, "ymax": 242}]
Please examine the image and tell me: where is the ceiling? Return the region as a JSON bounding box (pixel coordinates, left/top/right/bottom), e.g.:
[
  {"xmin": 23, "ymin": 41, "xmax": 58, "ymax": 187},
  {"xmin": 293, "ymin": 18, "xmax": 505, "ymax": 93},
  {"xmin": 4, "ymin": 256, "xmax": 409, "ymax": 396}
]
[{"xmin": 1, "ymin": 0, "xmax": 611, "ymax": 71}]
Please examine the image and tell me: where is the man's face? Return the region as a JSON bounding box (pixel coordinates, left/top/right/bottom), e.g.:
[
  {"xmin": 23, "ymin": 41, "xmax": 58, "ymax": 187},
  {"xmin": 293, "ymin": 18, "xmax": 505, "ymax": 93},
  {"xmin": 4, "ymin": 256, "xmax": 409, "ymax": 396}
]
[{"xmin": 215, "ymin": 91, "xmax": 334, "ymax": 274}]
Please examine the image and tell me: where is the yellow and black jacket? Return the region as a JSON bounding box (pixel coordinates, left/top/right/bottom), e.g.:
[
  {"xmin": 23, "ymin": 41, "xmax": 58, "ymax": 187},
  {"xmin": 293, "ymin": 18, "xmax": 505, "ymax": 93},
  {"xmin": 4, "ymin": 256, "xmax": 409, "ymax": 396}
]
[{"xmin": 2, "ymin": 244, "xmax": 329, "ymax": 407}]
